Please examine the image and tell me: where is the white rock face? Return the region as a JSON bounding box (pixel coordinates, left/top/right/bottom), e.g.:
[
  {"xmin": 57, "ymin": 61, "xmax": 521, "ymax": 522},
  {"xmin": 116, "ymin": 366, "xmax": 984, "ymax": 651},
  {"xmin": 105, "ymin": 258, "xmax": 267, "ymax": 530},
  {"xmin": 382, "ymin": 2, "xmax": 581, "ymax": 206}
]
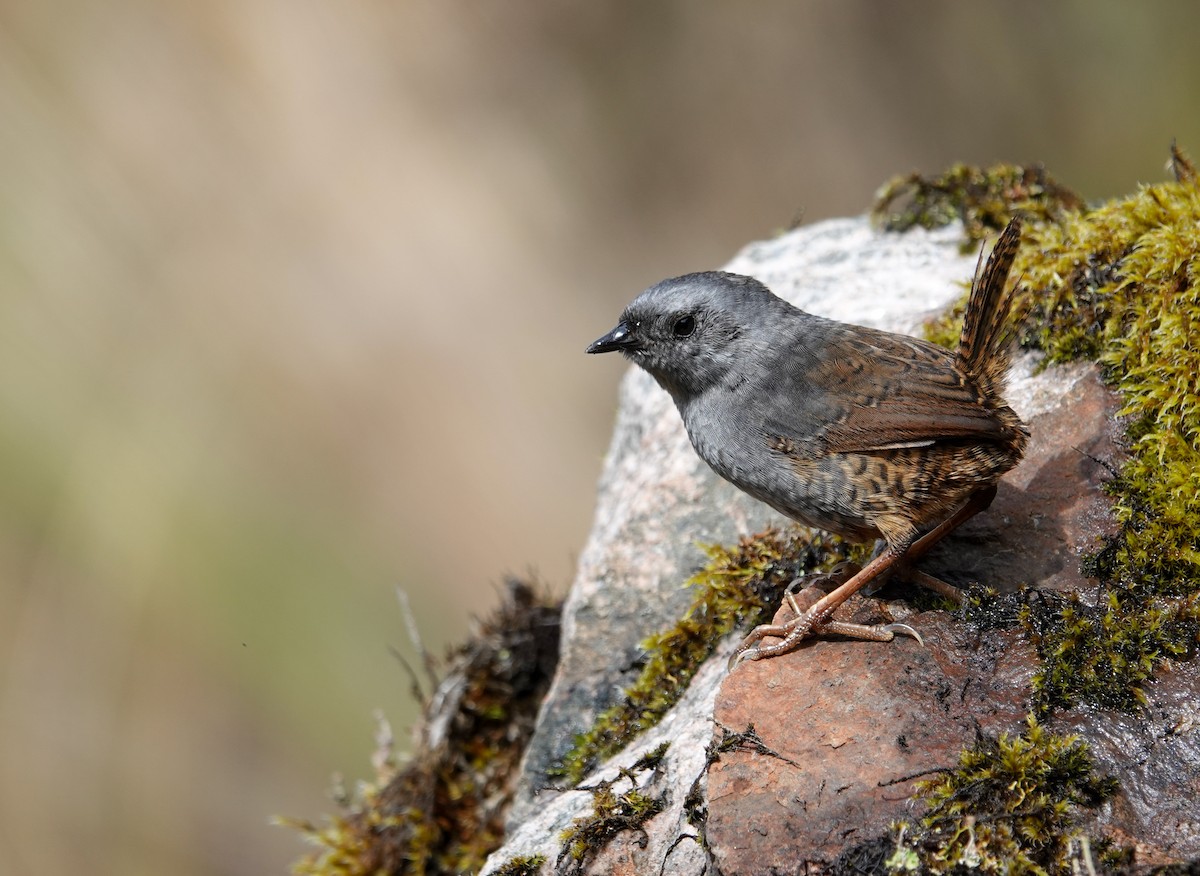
[{"xmin": 723, "ymin": 216, "xmax": 980, "ymax": 333}]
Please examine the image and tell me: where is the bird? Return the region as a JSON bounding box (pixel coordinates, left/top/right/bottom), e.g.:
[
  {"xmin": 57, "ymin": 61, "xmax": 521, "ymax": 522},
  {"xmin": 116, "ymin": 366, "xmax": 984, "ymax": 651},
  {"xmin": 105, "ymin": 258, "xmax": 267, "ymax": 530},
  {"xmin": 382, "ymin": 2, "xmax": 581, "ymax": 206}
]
[{"xmin": 586, "ymin": 218, "xmax": 1029, "ymax": 664}]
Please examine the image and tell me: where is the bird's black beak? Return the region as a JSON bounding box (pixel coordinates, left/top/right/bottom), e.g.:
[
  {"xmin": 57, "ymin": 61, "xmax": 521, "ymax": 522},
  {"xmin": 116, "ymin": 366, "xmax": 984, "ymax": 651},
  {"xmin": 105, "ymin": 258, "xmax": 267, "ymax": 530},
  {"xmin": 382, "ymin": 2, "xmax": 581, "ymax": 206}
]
[{"xmin": 586, "ymin": 320, "xmax": 637, "ymax": 354}]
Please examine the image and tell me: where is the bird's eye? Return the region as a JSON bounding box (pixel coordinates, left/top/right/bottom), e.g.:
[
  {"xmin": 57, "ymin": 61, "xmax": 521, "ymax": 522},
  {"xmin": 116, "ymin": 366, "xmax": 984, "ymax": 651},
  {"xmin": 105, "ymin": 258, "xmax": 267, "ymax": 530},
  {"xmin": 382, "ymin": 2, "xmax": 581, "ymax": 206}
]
[{"xmin": 672, "ymin": 314, "xmax": 696, "ymax": 338}]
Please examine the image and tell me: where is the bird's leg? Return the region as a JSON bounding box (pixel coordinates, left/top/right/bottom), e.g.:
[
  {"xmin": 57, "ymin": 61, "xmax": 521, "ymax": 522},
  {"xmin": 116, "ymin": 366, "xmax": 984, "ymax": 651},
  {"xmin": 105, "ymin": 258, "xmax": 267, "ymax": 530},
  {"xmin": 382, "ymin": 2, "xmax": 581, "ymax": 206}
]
[
  {"xmin": 906, "ymin": 485, "xmax": 997, "ymax": 563},
  {"xmin": 889, "ymin": 483, "xmax": 998, "ymax": 602},
  {"xmin": 777, "ymin": 561, "xmax": 919, "ymax": 644},
  {"xmin": 729, "ymin": 548, "xmax": 914, "ymax": 667},
  {"xmin": 863, "ymin": 559, "xmax": 961, "ymax": 602},
  {"xmin": 901, "ymin": 569, "xmax": 963, "ymax": 603},
  {"xmin": 782, "ymin": 559, "xmax": 860, "ymax": 616},
  {"xmin": 790, "ymin": 578, "xmax": 925, "ymax": 644},
  {"xmin": 729, "ymin": 485, "xmax": 997, "ymax": 667}
]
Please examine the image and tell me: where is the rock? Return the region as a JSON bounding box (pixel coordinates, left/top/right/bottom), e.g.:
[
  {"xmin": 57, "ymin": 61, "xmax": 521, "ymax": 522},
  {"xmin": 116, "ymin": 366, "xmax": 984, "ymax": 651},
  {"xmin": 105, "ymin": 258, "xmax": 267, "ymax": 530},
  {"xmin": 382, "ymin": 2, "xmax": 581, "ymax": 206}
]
[
  {"xmin": 1060, "ymin": 658, "xmax": 1200, "ymax": 866},
  {"xmin": 706, "ymin": 615, "xmax": 1034, "ymax": 872},
  {"xmin": 494, "ymin": 653, "xmax": 723, "ymax": 876},
  {"xmin": 482, "ymin": 216, "xmax": 1198, "ymax": 874}
]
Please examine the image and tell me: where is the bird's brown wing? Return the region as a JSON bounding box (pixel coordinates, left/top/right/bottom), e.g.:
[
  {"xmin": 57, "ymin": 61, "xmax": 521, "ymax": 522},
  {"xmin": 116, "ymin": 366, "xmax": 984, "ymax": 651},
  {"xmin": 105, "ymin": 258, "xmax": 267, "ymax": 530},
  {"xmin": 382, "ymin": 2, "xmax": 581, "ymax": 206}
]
[{"xmin": 763, "ymin": 322, "xmax": 1004, "ymax": 454}]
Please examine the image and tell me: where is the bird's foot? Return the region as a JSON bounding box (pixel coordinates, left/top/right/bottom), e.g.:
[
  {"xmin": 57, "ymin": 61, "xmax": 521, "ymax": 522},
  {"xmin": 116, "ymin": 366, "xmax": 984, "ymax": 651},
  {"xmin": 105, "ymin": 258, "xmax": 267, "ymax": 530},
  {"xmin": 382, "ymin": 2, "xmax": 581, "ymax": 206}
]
[
  {"xmin": 728, "ymin": 606, "xmax": 922, "ymax": 669},
  {"xmin": 726, "ymin": 545, "xmax": 926, "ymax": 669}
]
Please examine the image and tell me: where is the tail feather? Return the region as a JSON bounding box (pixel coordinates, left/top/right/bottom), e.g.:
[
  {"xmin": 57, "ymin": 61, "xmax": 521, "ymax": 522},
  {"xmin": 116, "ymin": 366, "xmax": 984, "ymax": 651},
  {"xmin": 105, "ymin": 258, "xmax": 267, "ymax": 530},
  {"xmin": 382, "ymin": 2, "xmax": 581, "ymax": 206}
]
[{"xmin": 957, "ymin": 218, "xmax": 1022, "ymax": 391}]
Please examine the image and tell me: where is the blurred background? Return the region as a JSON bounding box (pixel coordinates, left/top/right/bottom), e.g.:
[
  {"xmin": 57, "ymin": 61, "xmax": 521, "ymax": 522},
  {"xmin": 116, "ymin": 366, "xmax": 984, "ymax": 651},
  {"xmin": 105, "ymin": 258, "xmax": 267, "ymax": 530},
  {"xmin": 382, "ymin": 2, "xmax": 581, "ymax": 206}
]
[{"xmin": 1, "ymin": 2, "xmax": 1197, "ymax": 873}]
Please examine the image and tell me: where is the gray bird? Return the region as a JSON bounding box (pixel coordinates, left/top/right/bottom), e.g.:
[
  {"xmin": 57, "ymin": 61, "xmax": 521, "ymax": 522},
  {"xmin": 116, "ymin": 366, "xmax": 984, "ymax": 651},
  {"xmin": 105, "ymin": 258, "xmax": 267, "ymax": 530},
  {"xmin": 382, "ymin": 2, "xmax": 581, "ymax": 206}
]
[{"xmin": 587, "ymin": 220, "xmax": 1028, "ymax": 664}]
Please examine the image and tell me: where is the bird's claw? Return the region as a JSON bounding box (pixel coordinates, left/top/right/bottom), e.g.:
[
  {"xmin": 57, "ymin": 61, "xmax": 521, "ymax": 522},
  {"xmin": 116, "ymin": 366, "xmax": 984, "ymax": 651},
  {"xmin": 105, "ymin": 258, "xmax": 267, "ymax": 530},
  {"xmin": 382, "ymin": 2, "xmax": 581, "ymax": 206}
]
[{"xmin": 878, "ymin": 622, "xmax": 924, "ymax": 647}]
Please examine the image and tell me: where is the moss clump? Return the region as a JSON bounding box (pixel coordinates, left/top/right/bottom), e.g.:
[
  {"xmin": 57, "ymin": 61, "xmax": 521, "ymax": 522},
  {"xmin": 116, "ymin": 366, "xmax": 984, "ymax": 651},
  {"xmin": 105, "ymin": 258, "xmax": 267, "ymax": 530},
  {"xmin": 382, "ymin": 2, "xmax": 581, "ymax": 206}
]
[
  {"xmin": 279, "ymin": 776, "xmax": 411, "ymax": 876},
  {"xmin": 955, "ymin": 585, "xmax": 1029, "ymax": 631},
  {"xmin": 1021, "ymin": 588, "xmax": 1196, "ymax": 715},
  {"xmin": 283, "ymin": 580, "xmax": 561, "ymax": 876},
  {"xmin": 887, "ymin": 716, "xmax": 1118, "ymax": 875},
  {"xmin": 490, "ymin": 854, "xmax": 546, "ymax": 876},
  {"xmin": 556, "ymin": 759, "xmax": 667, "ymax": 876},
  {"xmin": 554, "ymin": 527, "xmax": 861, "ymax": 784},
  {"xmin": 873, "ymin": 162, "xmax": 1084, "ymax": 251}
]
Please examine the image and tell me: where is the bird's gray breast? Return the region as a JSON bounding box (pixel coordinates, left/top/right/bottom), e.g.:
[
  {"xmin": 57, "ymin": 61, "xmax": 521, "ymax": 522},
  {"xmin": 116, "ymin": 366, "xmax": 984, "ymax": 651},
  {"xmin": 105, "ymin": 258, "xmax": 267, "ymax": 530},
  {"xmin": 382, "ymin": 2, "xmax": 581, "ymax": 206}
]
[{"xmin": 678, "ymin": 383, "xmax": 815, "ymax": 512}]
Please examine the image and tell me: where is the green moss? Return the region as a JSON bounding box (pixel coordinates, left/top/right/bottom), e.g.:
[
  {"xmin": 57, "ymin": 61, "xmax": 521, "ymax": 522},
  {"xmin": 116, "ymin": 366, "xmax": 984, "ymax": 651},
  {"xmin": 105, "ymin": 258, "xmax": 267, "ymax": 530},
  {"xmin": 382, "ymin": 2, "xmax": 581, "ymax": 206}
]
[
  {"xmin": 279, "ymin": 802, "xmax": 409, "ymax": 876},
  {"xmin": 554, "ymin": 527, "xmax": 860, "ymax": 784},
  {"xmin": 872, "ymin": 162, "xmax": 1083, "ymax": 251},
  {"xmin": 283, "ymin": 580, "xmax": 561, "ymax": 876},
  {"xmin": 556, "ymin": 762, "xmax": 667, "ymax": 875},
  {"xmin": 1021, "ymin": 588, "xmax": 1196, "ymax": 714},
  {"xmin": 279, "ymin": 767, "xmax": 431, "ymax": 876},
  {"xmin": 491, "ymin": 854, "xmax": 547, "ymax": 876},
  {"xmin": 955, "ymin": 585, "xmax": 1026, "ymax": 631},
  {"xmin": 887, "ymin": 716, "xmax": 1118, "ymax": 875}
]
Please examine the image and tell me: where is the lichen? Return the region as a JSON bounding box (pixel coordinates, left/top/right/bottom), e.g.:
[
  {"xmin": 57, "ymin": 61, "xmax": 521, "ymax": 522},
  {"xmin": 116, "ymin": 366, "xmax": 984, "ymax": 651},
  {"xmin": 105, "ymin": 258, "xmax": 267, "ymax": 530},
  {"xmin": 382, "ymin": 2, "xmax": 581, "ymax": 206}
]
[
  {"xmin": 282, "ymin": 580, "xmax": 561, "ymax": 876},
  {"xmin": 886, "ymin": 716, "xmax": 1119, "ymax": 875},
  {"xmin": 554, "ymin": 527, "xmax": 862, "ymax": 784}
]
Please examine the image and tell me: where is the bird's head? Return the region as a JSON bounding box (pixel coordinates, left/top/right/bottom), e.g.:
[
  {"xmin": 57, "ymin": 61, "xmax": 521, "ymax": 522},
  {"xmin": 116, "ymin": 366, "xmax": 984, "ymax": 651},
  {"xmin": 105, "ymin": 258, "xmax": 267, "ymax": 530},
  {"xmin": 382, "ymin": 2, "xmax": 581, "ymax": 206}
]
[{"xmin": 587, "ymin": 271, "xmax": 789, "ymax": 402}]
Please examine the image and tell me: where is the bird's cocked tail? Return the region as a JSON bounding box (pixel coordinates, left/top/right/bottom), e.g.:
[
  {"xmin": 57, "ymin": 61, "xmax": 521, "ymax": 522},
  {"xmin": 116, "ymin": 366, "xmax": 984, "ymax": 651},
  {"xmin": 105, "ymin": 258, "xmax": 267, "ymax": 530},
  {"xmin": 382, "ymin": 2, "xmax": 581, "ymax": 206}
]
[{"xmin": 957, "ymin": 218, "xmax": 1022, "ymax": 393}]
